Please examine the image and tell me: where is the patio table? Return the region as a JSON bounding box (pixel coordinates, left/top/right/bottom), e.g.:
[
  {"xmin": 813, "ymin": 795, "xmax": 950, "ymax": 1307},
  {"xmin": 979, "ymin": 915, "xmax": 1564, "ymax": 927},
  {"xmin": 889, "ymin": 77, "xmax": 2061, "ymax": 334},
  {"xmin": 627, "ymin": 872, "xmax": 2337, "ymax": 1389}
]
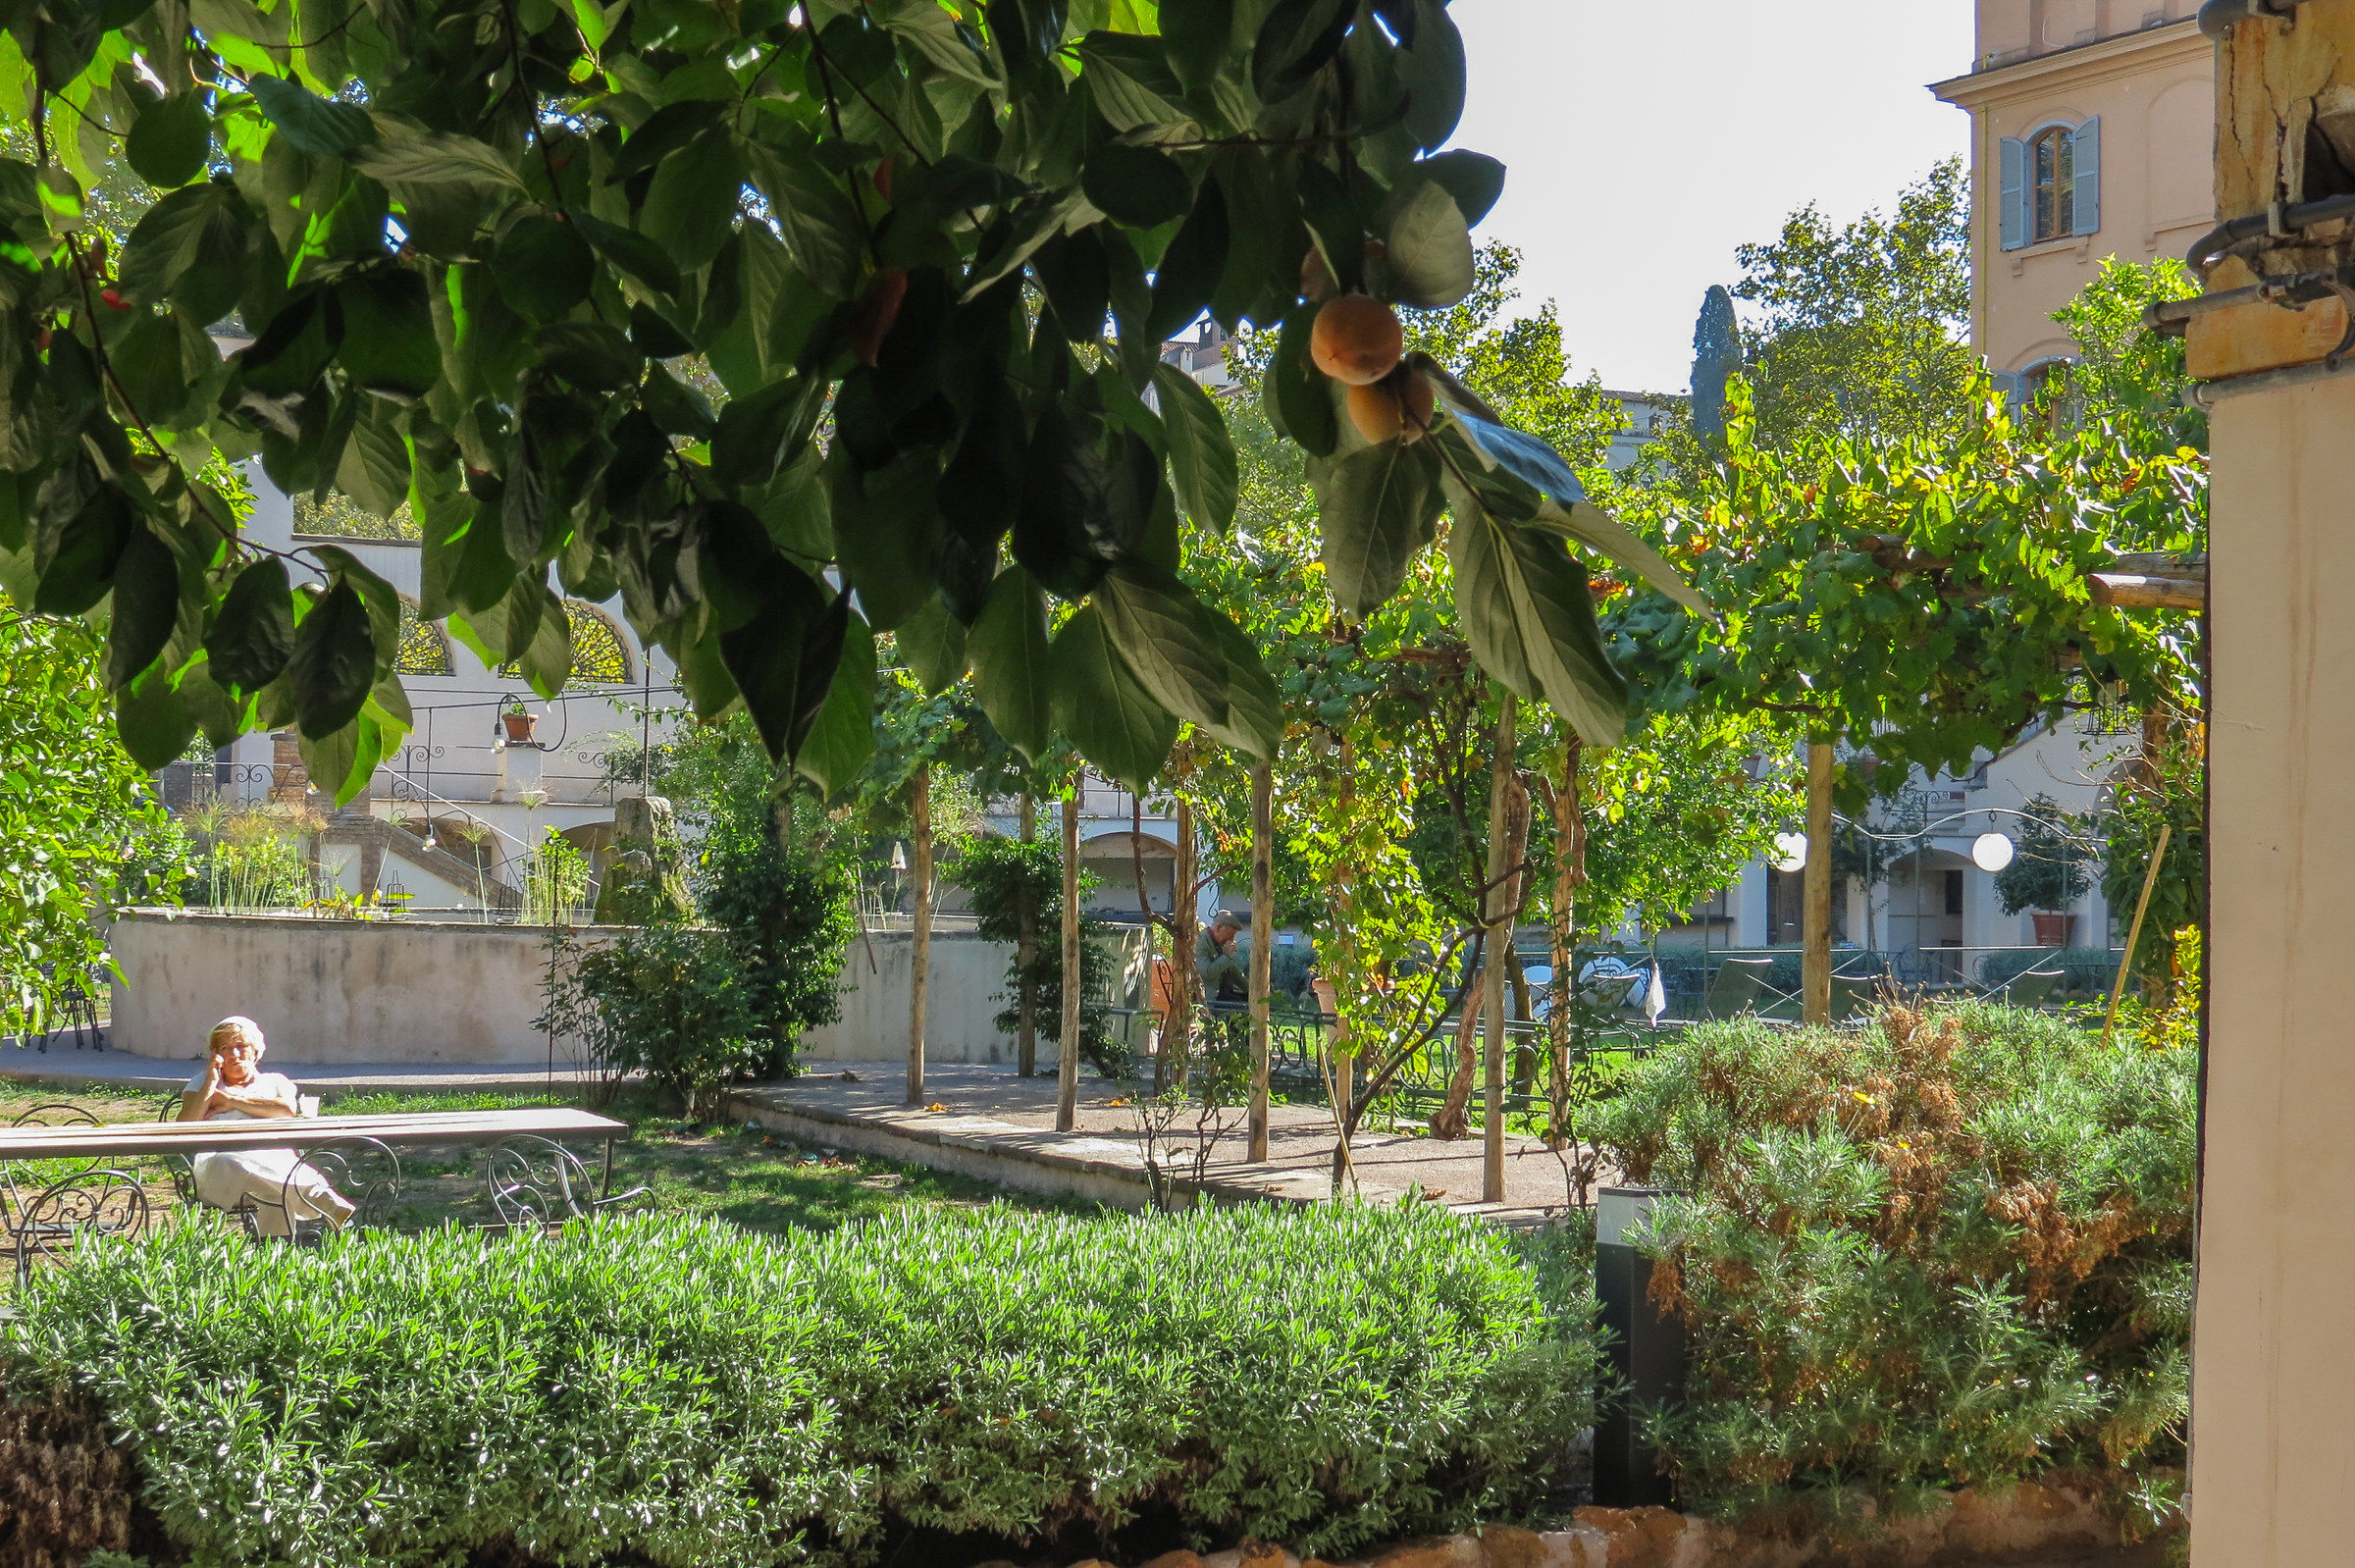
[{"xmin": 0, "ymin": 1107, "xmax": 632, "ymax": 1280}]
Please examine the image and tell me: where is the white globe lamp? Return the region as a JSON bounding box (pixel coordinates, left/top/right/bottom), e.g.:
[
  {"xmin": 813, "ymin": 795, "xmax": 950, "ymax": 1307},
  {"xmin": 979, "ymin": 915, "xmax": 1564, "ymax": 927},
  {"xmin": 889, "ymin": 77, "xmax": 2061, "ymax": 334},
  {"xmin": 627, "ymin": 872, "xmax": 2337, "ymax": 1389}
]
[
  {"xmin": 1769, "ymin": 832, "xmax": 1808, "ymax": 873},
  {"xmin": 1971, "ymin": 833, "xmax": 2016, "ymax": 873}
]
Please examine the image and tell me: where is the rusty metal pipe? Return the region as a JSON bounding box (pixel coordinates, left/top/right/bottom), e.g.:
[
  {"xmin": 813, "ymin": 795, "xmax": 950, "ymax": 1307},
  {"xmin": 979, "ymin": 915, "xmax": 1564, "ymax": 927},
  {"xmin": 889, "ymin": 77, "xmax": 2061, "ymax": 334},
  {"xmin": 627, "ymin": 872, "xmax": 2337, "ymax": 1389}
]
[{"xmin": 2187, "ymin": 192, "xmax": 2355, "ymax": 274}]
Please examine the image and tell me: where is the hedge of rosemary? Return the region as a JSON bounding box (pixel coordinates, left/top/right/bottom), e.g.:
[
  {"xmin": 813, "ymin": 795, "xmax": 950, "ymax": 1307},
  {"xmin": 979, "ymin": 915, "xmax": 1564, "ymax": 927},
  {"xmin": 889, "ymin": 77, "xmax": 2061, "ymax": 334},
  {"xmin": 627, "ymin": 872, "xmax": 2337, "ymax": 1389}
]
[
  {"xmin": 2, "ymin": 1204, "xmax": 1596, "ymax": 1568},
  {"xmin": 1593, "ymin": 1002, "xmax": 2193, "ymax": 1537}
]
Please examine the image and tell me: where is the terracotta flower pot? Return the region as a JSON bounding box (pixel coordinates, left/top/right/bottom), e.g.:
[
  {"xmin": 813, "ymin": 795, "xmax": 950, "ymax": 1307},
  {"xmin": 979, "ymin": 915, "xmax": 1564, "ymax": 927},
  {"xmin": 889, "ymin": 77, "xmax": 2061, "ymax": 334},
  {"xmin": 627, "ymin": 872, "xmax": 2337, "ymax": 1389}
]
[
  {"xmin": 502, "ymin": 712, "xmax": 538, "ymax": 745},
  {"xmin": 2031, "ymin": 911, "xmax": 2076, "ymax": 947}
]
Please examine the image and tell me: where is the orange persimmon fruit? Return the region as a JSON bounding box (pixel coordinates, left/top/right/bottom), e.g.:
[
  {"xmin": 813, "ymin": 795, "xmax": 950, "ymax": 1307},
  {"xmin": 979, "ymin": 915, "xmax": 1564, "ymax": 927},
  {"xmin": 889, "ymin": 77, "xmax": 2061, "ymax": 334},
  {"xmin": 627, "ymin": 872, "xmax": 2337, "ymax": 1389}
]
[{"xmin": 1310, "ymin": 293, "xmax": 1404, "ymax": 386}]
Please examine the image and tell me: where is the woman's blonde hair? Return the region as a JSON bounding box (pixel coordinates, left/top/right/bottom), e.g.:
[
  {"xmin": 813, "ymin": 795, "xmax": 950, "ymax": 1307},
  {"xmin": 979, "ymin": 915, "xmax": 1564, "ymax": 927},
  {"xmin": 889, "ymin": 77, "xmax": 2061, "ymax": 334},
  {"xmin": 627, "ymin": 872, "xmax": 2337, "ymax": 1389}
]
[{"xmin": 207, "ymin": 1017, "xmax": 264, "ymax": 1059}]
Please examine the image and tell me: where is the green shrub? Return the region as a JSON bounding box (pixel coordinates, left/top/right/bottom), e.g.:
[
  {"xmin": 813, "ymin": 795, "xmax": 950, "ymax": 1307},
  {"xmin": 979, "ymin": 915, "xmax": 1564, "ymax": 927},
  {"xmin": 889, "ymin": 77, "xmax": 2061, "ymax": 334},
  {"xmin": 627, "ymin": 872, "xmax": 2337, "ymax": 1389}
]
[
  {"xmin": 948, "ymin": 834, "xmax": 1126, "ymax": 1075},
  {"xmin": 544, "ymin": 924, "xmax": 766, "ymax": 1117},
  {"xmin": 9, "ymin": 1205, "xmax": 1595, "ymax": 1568},
  {"xmin": 1592, "ymin": 1002, "xmax": 2191, "ymax": 1532}
]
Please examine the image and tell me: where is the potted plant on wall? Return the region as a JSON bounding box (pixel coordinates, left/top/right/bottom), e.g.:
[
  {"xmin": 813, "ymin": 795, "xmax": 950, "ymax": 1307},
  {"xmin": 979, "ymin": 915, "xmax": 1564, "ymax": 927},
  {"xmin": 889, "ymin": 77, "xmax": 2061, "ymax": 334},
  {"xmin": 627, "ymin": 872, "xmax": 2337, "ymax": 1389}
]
[
  {"xmin": 1993, "ymin": 795, "xmax": 2092, "ymax": 946},
  {"xmin": 501, "ymin": 701, "xmax": 538, "ymax": 747}
]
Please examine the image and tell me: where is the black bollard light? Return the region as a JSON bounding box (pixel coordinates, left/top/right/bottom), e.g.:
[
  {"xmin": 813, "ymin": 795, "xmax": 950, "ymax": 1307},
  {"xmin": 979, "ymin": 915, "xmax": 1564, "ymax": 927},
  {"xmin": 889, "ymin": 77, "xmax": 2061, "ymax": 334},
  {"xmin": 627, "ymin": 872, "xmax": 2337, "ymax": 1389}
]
[{"xmin": 1592, "ymin": 1184, "xmax": 1687, "ymax": 1507}]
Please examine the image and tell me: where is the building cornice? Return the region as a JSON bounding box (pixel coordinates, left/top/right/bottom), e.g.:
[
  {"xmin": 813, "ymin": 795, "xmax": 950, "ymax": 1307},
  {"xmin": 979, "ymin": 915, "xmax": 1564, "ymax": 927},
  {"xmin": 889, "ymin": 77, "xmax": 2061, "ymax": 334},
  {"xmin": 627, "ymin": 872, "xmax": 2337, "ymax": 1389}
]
[{"xmin": 1931, "ymin": 20, "xmax": 2207, "ymax": 108}]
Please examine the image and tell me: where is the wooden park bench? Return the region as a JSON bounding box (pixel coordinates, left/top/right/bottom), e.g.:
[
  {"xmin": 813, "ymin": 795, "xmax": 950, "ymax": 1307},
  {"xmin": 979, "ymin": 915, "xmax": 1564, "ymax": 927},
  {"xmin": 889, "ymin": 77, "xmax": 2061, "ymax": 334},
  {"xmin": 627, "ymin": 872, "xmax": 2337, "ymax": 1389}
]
[{"xmin": 0, "ymin": 1104, "xmax": 633, "ymax": 1281}]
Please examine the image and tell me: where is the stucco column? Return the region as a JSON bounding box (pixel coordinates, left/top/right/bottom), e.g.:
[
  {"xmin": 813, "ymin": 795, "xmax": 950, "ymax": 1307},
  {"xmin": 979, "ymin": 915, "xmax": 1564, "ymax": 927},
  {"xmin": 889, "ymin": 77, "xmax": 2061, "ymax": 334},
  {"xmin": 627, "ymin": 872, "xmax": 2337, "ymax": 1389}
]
[{"xmin": 2191, "ymin": 376, "xmax": 2355, "ymax": 1564}]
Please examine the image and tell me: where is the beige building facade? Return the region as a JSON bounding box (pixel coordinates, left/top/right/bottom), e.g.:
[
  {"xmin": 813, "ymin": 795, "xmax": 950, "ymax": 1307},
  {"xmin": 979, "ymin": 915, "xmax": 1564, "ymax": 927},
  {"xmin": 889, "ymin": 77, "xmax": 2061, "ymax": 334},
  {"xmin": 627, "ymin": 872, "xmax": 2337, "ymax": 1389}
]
[{"xmin": 1934, "ymin": 1, "xmax": 2215, "ymax": 377}]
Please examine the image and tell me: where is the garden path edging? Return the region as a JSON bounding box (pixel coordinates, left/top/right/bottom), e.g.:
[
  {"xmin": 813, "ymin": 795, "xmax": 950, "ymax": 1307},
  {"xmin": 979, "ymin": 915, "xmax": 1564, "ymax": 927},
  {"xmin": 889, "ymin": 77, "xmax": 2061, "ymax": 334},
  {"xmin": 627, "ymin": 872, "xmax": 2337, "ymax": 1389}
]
[
  {"xmin": 977, "ymin": 1480, "xmax": 2168, "ymax": 1568},
  {"xmin": 723, "ymin": 1085, "xmax": 1374, "ymax": 1214}
]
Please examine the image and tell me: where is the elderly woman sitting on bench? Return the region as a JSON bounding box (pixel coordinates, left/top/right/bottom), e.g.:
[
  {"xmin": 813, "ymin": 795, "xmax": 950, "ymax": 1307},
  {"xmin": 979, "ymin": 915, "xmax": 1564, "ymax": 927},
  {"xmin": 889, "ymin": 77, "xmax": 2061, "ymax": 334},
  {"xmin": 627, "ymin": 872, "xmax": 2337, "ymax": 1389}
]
[{"xmin": 180, "ymin": 1017, "xmax": 356, "ymax": 1235}]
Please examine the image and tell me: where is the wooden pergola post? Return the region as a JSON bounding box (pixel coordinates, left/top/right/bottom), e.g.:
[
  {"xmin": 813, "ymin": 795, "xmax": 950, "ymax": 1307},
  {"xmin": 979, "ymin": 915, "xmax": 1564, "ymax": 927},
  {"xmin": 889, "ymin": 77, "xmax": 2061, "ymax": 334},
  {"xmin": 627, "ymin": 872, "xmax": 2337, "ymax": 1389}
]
[
  {"xmin": 1057, "ymin": 792, "xmax": 1079, "ymax": 1131},
  {"xmin": 1482, "ymin": 692, "xmax": 1516, "ymax": 1205},
  {"xmin": 1247, "ymin": 761, "xmax": 1273, "ymax": 1162},
  {"xmin": 906, "ymin": 766, "xmax": 931, "ymax": 1107},
  {"xmin": 1802, "ymin": 741, "xmax": 1835, "ymax": 1027}
]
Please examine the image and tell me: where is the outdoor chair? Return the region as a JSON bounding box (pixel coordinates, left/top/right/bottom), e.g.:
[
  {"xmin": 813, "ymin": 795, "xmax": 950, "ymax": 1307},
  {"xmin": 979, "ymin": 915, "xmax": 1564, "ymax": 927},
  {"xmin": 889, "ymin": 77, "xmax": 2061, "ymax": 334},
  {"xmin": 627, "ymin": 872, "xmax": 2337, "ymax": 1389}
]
[
  {"xmin": 1698, "ymin": 958, "xmax": 1774, "ymax": 1020},
  {"xmin": 1997, "ymin": 967, "xmax": 2066, "ymax": 1010},
  {"xmin": 5, "ymin": 1103, "xmax": 147, "ymax": 1282},
  {"xmin": 1828, "ymin": 974, "xmax": 1881, "ymax": 1023}
]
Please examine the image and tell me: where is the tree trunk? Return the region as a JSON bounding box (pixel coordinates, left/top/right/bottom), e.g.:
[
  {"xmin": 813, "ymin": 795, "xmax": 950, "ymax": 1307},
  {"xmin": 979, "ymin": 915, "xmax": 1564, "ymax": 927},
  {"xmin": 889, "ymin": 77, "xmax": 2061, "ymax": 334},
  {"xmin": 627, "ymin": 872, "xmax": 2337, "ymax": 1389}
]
[
  {"xmin": 1248, "ymin": 761, "xmax": 1274, "ymax": 1162},
  {"xmin": 1804, "ymin": 742, "xmax": 1836, "ymax": 1026},
  {"xmin": 1508, "ymin": 951, "xmax": 1536, "ymax": 1096},
  {"xmin": 1547, "ymin": 737, "xmax": 1586, "ymax": 1150},
  {"xmin": 1058, "ymin": 795, "xmax": 1080, "ymax": 1131},
  {"xmin": 1482, "ymin": 696, "xmax": 1520, "ymax": 1206},
  {"xmin": 1165, "ymin": 795, "xmax": 1198, "ymax": 1089},
  {"xmin": 1432, "ymin": 698, "xmax": 1527, "ymax": 1155},
  {"xmin": 1017, "ymin": 792, "xmax": 1037, "ymax": 1076},
  {"xmin": 906, "ymin": 767, "xmax": 931, "ymax": 1107}
]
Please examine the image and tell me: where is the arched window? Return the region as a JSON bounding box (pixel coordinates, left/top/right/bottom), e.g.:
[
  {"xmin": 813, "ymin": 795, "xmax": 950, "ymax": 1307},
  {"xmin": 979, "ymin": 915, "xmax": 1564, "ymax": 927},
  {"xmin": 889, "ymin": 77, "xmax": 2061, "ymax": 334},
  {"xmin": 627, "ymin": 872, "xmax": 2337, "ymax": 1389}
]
[
  {"xmin": 394, "ymin": 599, "xmax": 453, "ymax": 676},
  {"xmin": 2031, "ymin": 126, "xmax": 2074, "ymax": 242},
  {"xmin": 499, "ymin": 601, "xmax": 636, "ymax": 684},
  {"xmin": 567, "ymin": 601, "xmax": 634, "ymax": 683}
]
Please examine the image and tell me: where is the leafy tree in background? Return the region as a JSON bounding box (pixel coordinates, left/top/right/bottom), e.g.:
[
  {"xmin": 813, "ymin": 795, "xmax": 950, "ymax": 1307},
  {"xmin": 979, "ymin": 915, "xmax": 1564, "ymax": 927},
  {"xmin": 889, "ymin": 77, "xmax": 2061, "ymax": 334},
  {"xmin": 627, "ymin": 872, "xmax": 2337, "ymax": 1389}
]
[
  {"xmin": 0, "ymin": 612, "xmax": 176, "ymax": 1034},
  {"xmin": 0, "ymin": 0, "xmax": 1683, "ymax": 806},
  {"xmin": 946, "ymin": 832, "xmax": 1125, "ymax": 1075},
  {"xmin": 1993, "ymin": 794, "xmax": 2093, "ymax": 917},
  {"xmin": 1727, "ymin": 159, "xmax": 1976, "ymax": 450},
  {"xmin": 610, "ymin": 709, "xmax": 855, "ymax": 1074}
]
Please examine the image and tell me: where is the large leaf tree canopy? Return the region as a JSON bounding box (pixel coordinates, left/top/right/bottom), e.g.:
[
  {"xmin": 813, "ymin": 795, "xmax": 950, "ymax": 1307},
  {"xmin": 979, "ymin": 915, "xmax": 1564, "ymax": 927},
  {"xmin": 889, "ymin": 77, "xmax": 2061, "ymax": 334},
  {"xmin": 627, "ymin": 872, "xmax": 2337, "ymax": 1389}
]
[{"xmin": 0, "ymin": 0, "xmax": 1683, "ymax": 800}]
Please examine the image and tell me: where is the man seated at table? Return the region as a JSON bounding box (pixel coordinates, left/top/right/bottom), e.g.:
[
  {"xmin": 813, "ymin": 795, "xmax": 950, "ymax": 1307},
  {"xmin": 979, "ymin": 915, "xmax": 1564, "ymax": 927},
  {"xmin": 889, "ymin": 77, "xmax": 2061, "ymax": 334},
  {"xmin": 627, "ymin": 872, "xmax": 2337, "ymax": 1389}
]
[
  {"xmin": 179, "ymin": 1017, "xmax": 356, "ymax": 1235},
  {"xmin": 1196, "ymin": 911, "xmax": 1251, "ymax": 1005}
]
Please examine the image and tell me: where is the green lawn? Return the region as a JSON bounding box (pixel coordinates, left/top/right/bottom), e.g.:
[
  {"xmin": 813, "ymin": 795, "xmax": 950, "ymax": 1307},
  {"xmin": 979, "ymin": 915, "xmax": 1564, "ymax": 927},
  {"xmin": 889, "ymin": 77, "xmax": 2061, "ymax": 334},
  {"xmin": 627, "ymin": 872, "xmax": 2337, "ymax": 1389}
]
[{"xmin": 0, "ymin": 1078, "xmax": 1085, "ymax": 1235}]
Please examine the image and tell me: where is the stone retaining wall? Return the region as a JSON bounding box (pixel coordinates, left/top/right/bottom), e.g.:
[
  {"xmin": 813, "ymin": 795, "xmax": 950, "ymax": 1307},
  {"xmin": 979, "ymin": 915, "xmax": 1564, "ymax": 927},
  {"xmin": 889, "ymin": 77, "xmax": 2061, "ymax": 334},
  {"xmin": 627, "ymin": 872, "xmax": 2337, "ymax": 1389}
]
[{"xmin": 978, "ymin": 1481, "xmax": 2168, "ymax": 1568}]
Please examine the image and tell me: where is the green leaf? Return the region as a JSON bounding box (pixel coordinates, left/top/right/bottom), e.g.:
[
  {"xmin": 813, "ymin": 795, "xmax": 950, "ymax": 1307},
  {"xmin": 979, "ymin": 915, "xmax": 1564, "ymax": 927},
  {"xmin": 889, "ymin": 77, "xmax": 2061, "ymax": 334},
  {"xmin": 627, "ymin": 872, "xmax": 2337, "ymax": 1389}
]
[
  {"xmin": 337, "ymin": 399, "xmax": 413, "ymax": 518},
  {"xmin": 1530, "ymin": 497, "xmax": 1710, "ymax": 616},
  {"xmin": 640, "ymin": 129, "xmax": 746, "ymax": 272},
  {"xmin": 743, "ymin": 138, "xmax": 864, "ymax": 297},
  {"xmin": 567, "ymin": 207, "xmax": 682, "ymax": 296},
  {"xmin": 35, "ymin": 487, "xmax": 133, "ymax": 617},
  {"xmin": 534, "ymin": 321, "xmax": 641, "ymax": 391},
  {"xmin": 897, "ymin": 594, "xmax": 968, "ymax": 694},
  {"xmin": 1152, "ymin": 361, "xmax": 1237, "ymax": 532},
  {"xmin": 1373, "ymin": 179, "xmax": 1474, "ymax": 310},
  {"xmin": 795, "ymin": 610, "xmax": 877, "ymax": 795},
  {"xmin": 717, "ymin": 567, "xmax": 847, "ymax": 761},
  {"xmin": 1266, "ymin": 302, "xmax": 1336, "ymax": 457},
  {"xmin": 1450, "ymin": 510, "xmax": 1626, "ymax": 748},
  {"xmin": 299, "ymin": 715, "xmax": 371, "ymax": 806},
  {"xmin": 288, "ymin": 578, "xmax": 378, "ymax": 739},
  {"xmin": 832, "ymin": 454, "xmax": 944, "ymax": 631},
  {"xmin": 108, "ymin": 311, "xmax": 193, "ymax": 428},
  {"xmin": 968, "ymin": 566, "xmax": 1053, "ymax": 759},
  {"xmin": 117, "ymin": 183, "xmax": 248, "ymax": 322},
  {"xmin": 966, "ymin": 187, "xmax": 1098, "ymax": 302},
  {"xmin": 1198, "ymin": 605, "xmax": 1282, "ymax": 758},
  {"xmin": 336, "ymin": 269, "xmax": 440, "ymax": 400},
  {"xmin": 248, "ymin": 75, "xmax": 375, "ymax": 158},
  {"xmin": 1081, "ymin": 143, "xmax": 1193, "ymax": 230},
  {"xmin": 125, "ymin": 90, "xmax": 212, "ymax": 187},
  {"xmin": 1411, "ymin": 149, "xmax": 1505, "ymax": 229},
  {"xmin": 1161, "ymin": 0, "xmax": 1233, "ymax": 87},
  {"xmin": 491, "ymin": 215, "xmax": 595, "ymax": 323},
  {"xmin": 104, "ymin": 518, "xmax": 178, "ymax": 691},
  {"xmin": 881, "ymin": 0, "xmax": 999, "ymax": 85},
  {"xmin": 1251, "ymin": 0, "xmax": 1354, "ymax": 105},
  {"xmin": 1050, "ymin": 602, "xmax": 1177, "ymax": 791},
  {"xmin": 517, "ymin": 583, "xmax": 572, "ymax": 697},
  {"xmin": 712, "ymin": 374, "xmax": 826, "ymax": 493},
  {"xmin": 1146, "ymin": 178, "xmax": 1228, "ymax": 340},
  {"xmin": 349, "ymin": 122, "xmax": 524, "ymax": 191},
  {"xmin": 1093, "ymin": 558, "xmax": 1231, "ymax": 734},
  {"xmin": 116, "ymin": 676, "xmax": 196, "ymax": 771},
  {"xmin": 1398, "ymin": 0, "xmax": 1466, "ymax": 151},
  {"xmin": 1315, "ymin": 439, "xmax": 1440, "ymax": 616},
  {"xmin": 204, "ymin": 557, "xmax": 296, "ymax": 694}
]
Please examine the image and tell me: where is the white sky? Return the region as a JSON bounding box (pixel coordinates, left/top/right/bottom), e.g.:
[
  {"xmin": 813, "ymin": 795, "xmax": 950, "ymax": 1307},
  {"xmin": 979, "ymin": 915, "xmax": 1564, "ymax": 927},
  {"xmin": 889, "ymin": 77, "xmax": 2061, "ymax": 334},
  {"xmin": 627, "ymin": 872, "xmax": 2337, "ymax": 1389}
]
[{"xmin": 1449, "ymin": 1, "xmax": 1975, "ymax": 394}]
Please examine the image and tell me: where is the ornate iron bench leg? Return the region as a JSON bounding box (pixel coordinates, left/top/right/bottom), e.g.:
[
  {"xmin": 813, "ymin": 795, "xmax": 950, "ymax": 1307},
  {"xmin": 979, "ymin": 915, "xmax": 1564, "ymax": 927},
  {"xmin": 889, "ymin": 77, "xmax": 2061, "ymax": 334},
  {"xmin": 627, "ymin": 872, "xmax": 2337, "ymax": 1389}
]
[
  {"xmin": 284, "ymin": 1139, "xmax": 401, "ymax": 1240},
  {"xmin": 12, "ymin": 1170, "xmax": 149, "ymax": 1286}
]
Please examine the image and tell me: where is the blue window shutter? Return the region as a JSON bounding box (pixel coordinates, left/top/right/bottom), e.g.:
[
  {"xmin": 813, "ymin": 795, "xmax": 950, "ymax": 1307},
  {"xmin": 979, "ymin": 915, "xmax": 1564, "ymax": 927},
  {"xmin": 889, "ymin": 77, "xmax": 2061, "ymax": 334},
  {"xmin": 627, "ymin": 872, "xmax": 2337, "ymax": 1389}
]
[
  {"xmin": 2071, "ymin": 117, "xmax": 2102, "ymax": 235},
  {"xmin": 2000, "ymin": 136, "xmax": 2028, "ymax": 251}
]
